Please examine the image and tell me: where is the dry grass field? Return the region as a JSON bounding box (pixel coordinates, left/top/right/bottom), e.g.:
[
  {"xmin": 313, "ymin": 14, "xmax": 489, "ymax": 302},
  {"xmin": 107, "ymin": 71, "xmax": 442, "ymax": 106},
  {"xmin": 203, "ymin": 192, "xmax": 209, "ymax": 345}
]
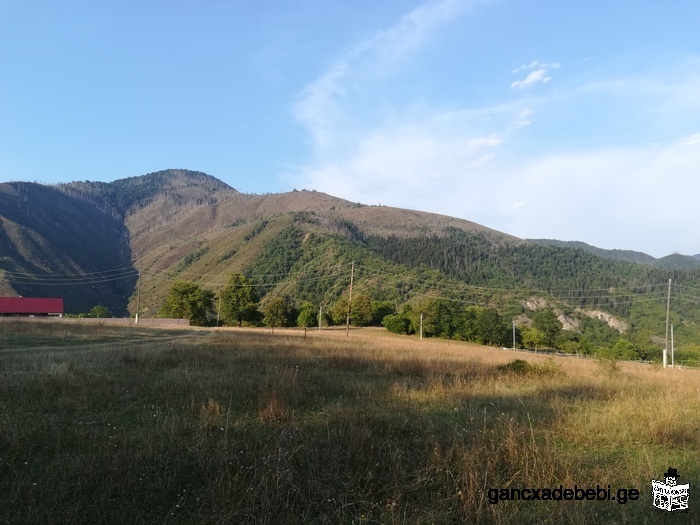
[{"xmin": 0, "ymin": 322, "xmax": 698, "ymax": 524}]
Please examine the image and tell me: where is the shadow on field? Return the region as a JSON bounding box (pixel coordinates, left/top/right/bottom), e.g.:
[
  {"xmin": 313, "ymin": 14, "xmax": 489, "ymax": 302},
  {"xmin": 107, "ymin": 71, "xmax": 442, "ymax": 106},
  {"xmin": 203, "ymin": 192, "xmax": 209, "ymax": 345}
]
[{"xmin": 0, "ymin": 330, "xmax": 681, "ymax": 525}]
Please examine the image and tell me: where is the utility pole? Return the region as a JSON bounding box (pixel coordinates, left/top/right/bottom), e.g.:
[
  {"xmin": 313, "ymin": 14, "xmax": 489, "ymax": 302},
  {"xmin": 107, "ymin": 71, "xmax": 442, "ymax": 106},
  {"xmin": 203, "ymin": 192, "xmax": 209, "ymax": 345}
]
[
  {"xmin": 319, "ymin": 305, "xmax": 322, "ymax": 331},
  {"xmin": 512, "ymin": 320, "xmax": 516, "ymax": 350},
  {"xmin": 216, "ymin": 297, "xmax": 222, "ymax": 327},
  {"xmin": 664, "ymin": 278, "xmax": 671, "ymax": 368},
  {"xmin": 420, "ymin": 313, "xmax": 423, "ymax": 341},
  {"xmin": 345, "ymin": 261, "xmax": 354, "ymax": 337},
  {"xmin": 671, "ymin": 324, "xmax": 674, "ymax": 368},
  {"xmin": 135, "ymin": 261, "xmax": 141, "ymax": 325}
]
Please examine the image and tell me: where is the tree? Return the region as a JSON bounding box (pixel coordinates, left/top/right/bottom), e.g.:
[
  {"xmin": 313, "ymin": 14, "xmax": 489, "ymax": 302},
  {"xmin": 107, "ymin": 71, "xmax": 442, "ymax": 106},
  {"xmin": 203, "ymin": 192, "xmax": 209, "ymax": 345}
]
[
  {"xmin": 559, "ymin": 340, "xmax": 581, "ymax": 355},
  {"xmin": 454, "ymin": 306, "xmax": 480, "ymax": 342},
  {"xmin": 297, "ymin": 301, "xmax": 317, "ymax": 327},
  {"xmin": 476, "ymin": 308, "xmax": 509, "ymax": 346},
  {"xmin": 351, "ymin": 294, "xmax": 373, "ymax": 326},
  {"xmin": 264, "ymin": 297, "xmax": 292, "ymax": 327},
  {"xmin": 160, "ymin": 280, "xmax": 214, "ymax": 326},
  {"xmin": 330, "ymin": 294, "xmax": 373, "ymax": 326},
  {"xmin": 382, "ymin": 314, "xmax": 410, "ymax": 334},
  {"xmin": 371, "ymin": 300, "xmax": 396, "ymax": 326},
  {"xmin": 409, "ymin": 297, "xmax": 458, "ymax": 338},
  {"xmin": 330, "ymin": 298, "xmax": 348, "ymax": 326},
  {"xmin": 87, "ymin": 305, "xmax": 111, "ymax": 318},
  {"xmin": 521, "ymin": 326, "xmax": 546, "ymax": 350},
  {"xmin": 220, "ymin": 273, "xmax": 258, "ymax": 327},
  {"xmin": 532, "ymin": 309, "xmax": 563, "ymax": 348}
]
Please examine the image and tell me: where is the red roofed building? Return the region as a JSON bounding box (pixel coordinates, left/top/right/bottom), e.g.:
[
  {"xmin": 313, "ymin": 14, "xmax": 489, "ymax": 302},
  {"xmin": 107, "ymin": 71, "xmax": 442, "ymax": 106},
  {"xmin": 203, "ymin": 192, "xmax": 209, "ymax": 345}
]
[{"xmin": 0, "ymin": 297, "xmax": 64, "ymax": 317}]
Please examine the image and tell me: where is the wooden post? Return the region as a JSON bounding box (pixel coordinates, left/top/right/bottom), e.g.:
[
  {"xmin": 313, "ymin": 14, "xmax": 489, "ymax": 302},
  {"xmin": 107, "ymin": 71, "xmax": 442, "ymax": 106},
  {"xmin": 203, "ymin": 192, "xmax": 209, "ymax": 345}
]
[{"xmin": 345, "ymin": 261, "xmax": 354, "ymax": 337}]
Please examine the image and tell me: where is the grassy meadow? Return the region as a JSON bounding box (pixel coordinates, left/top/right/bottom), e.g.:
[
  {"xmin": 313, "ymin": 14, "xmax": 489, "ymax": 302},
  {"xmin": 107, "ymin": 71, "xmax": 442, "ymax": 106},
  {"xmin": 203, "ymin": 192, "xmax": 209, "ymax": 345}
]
[{"xmin": 0, "ymin": 322, "xmax": 698, "ymax": 524}]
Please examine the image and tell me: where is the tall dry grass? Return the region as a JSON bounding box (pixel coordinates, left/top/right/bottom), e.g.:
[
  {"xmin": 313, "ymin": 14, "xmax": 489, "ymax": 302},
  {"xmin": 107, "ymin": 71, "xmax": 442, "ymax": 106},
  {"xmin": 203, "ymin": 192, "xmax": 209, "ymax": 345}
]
[{"xmin": 0, "ymin": 325, "xmax": 697, "ymax": 524}]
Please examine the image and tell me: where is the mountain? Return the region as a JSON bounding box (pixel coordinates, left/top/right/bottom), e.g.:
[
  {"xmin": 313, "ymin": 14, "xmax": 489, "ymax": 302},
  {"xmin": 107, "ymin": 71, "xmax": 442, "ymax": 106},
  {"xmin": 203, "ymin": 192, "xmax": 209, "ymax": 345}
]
[
  {"xmin": 1, "ymin": 168, "xmax": 700, "ymax": 356},
  {"xmin": 0, "ymin": 181, "xmax": 134, "ymax": 311},
  {"xmin": 529, "ymin": 239, "xmax": 700, "ymax": 269}
]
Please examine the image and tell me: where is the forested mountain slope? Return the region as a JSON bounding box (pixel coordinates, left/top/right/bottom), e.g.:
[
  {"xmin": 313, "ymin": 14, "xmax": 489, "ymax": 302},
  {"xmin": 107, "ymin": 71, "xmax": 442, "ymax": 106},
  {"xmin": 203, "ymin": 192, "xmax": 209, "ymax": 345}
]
[
  {"xmin": 0, "ymin": 182, "xmax": 134, "ymax": 312},
  {"xmin": 1, "ymin": 169, "xmax": 699, "ymax": 360}
]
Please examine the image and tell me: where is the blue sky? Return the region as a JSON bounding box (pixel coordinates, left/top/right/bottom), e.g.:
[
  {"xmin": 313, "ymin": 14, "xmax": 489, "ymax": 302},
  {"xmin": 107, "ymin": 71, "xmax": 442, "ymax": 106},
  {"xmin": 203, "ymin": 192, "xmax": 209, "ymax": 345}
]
[{"xmin": 2, "ymin": 1, "xmax": 699, "ymax": 258}]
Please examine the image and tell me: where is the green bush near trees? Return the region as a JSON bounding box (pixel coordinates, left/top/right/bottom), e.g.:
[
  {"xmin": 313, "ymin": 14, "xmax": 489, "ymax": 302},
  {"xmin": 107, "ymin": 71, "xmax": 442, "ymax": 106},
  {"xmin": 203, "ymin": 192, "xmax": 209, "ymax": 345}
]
[{"xmin": 382, "ymin": 314, "xmax": 410, "ymax": 334}]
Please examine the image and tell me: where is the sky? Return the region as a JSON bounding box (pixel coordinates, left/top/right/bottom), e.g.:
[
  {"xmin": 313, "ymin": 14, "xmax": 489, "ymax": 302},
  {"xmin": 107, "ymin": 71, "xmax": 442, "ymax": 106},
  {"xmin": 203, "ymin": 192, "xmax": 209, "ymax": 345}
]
[{"xmin": 2, "ymin": 1, "xmax": 700, "ymax": 258}]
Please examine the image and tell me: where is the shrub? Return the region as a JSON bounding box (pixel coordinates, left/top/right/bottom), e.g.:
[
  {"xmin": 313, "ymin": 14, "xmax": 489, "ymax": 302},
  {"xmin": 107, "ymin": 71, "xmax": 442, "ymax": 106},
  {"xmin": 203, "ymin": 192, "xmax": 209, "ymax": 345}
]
[
  {"xmin": 382, "ymin": 314, "xmax": 410, "ymax": 335},
  {"xmin": 497, "ymin": 358, "xmax": 561, "ymax": 377}
]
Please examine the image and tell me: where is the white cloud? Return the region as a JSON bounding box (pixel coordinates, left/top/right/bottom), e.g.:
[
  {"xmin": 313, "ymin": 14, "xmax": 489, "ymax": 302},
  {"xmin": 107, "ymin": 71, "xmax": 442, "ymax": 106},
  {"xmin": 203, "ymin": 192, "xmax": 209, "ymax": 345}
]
[
  {"xmin": 681, "ymin": 132, "xmax": 700, "ymax": 146},
  {"xmin": 512, "ymin": 61, "xmax": 560, "ymax": 73},
  {"xmin": 511, "ymin": 68, "xmax": 551, "ymax": 89},
  {"xmin": 289, "ymin": 1, "xmax": 700, "ymax": 257},
  {"xmin": 507, "ymin": 119, "xmax": 531, "ymax": 132},
  {"xmin": 294, "ymin": 0, "xmax": 475, "ymax": 152},
  {"xmin": 511, "ymin": 61, "xmax": 560, "ymax": 89}
]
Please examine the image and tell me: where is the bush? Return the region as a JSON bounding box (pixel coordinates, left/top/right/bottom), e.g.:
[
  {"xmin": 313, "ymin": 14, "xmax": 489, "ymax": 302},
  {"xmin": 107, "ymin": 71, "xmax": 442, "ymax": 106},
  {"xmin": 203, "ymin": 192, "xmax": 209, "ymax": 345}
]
[
  {"xmin": 497, "ymin": 358, "xmax": 561, "ymax": 377},
  {"xmin": 382, "ymin": 314, "xmax": 410, "ymax": 335}
]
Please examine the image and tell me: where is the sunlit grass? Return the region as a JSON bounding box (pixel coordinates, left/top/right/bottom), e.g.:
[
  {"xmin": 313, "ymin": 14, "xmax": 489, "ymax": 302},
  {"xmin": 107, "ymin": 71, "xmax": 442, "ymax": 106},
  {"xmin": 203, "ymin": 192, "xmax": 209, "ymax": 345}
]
[{"xmin": 0, "ymin": 324, "xmax": 697, "ymax": 523}]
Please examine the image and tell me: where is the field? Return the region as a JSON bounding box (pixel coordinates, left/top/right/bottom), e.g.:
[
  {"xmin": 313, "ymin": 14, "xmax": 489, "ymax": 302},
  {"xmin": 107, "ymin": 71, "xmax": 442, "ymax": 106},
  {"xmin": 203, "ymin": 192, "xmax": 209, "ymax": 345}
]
[{"xmin": 1, "ymin": 321, "xmax": 698, "ymax": 524}]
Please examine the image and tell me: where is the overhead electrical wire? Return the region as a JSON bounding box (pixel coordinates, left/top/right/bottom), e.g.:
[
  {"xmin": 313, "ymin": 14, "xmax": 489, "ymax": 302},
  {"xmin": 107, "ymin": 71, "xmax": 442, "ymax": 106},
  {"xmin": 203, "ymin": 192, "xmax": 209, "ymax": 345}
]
[{"xmin": 1, "ymin": 257, "xmax": 694, "ymax": 311}]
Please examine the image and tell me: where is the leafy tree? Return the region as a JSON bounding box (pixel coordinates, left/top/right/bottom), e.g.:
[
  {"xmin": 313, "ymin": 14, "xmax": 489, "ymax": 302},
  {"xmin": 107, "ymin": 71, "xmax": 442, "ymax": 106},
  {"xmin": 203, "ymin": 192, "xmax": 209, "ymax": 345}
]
[
  {"xmin": 264, "ymin": 297, "xmax": 292, "ymax": 327},
  {"xmin": 330, "ymin": 298, "xmax": 348, "ymax": 326},
  {"xmin": 371, "ymin": 300, "xmax": 396, "ymax": 326},
  {"xmin": 160, "ymin": 280, "xmax": 214, "ymax": 326},
  {"xmin": 87, "ymin": 305, "xmax": 111, "ymax": 318},
  {"xmin": 608, "ymin": 339, "xmax": 640, "ymax": 360},
  {"xmin": 559, "ymin": 340, "xmax": 581, "ymax": 355},
  {"xmin": 532, "ymin": 309, "xmax": 563, "ymax": 348},
  {"xmin": 328, "ymin": 294, "xmax": 375, "ymax": 327},
  {"xmin": 220, "ymin": 273, "xmax": 258, "ymax": 327},
  {"xmin": 297, "ymin": 301, "xmax": 317, "ymax": 327},
  {"xmin": 351, "ymin": 294, "xmax": 373, "ymax": 326},
  {"xmin": 476, "ymin": 308, "xmax": 510, "ymax": 346},
  {"xmin": 409, "ymin": 297, "xmax": 458, "ymax": 338},
  {"xmin": 521, "ymin": 326, "xmax": 546, "ymax": 350},
  {"xmin": 382, "ymin": 314, "xmax": 410, "ymax": 334},
  {"xmin": 454, "ymin": 306, "xmax": 480, "ymax": 341}
]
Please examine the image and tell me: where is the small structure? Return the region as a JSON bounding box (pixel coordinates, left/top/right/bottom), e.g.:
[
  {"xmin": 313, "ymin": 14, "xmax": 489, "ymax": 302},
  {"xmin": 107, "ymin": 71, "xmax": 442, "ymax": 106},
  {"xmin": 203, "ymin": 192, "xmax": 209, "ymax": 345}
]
[{"xmin": 0, "ymin": 297, "xmax": 64, "ymax": 317}]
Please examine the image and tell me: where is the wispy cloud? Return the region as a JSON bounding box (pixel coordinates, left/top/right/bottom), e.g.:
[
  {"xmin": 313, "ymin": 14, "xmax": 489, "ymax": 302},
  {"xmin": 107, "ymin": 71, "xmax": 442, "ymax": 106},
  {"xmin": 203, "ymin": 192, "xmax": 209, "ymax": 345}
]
[
  {"xmin": 294, "ymin": 0, "xmax": 475, "ymax": 151},
  {"xmin": 681, "ymin": 132, "xmax": 700, "ymax": 146},
  {"xmin": 289, "ymin": 1, "xmax": 700, "ymax": 257},
  {"xmin": 511, "ymin": 61, "xmax": 560, "ymax": 89},
  {"xmin": 512, "ymin": 60, "xmax": 560, "ymax": 74}
]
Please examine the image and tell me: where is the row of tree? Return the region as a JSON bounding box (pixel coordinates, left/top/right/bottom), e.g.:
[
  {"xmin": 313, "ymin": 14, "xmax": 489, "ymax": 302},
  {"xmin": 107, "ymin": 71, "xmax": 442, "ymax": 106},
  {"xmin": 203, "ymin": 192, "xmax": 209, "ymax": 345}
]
[
  {"xmin": 157, "ymin": 274, "xmax": 397, "ymax": 329},
  {"xmin": 157, "ymin": 274, "xmax": 652, "ymax": 361}
]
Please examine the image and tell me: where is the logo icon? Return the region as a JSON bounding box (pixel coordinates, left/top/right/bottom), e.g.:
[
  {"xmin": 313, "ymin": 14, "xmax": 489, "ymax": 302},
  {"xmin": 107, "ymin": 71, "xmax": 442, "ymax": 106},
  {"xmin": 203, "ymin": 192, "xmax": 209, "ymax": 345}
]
[{"xmin": 652, "ymin": 467, "xmax": 689, "ymax": 512}]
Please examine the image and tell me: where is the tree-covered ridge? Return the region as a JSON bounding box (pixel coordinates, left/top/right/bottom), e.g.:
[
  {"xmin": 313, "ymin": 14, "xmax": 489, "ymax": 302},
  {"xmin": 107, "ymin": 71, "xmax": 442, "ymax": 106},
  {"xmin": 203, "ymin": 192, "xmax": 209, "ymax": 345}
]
[
  {"xmin": 55, "ymin": 169, "xmax": 233, "ymax": 218},
  {"xmin": 531, "ymin": 238, "xmax": 700, "ymax": 269},
  {"xmin": 364, "ymin": 228, "xmax": 675, "ymax": 310}
]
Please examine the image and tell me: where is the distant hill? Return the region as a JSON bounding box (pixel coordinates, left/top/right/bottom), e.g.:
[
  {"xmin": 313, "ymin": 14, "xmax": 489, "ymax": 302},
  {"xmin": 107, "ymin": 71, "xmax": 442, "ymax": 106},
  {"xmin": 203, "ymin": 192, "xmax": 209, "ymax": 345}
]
[
  {"xmin": 530, "ymin": 239, "xmax": 700, "ymax": 269},
  {"xmin": 1, "ymin": 168, "xmax": 700, "ymax": 355}
]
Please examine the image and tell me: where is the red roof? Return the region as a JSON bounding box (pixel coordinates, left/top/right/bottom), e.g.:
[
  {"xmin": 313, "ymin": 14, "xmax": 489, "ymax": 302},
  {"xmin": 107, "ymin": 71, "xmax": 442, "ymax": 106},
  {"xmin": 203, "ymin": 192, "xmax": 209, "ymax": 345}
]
[{"xmin": 0, "ymin": 297, "xmax": 64, "ymax": 314}]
